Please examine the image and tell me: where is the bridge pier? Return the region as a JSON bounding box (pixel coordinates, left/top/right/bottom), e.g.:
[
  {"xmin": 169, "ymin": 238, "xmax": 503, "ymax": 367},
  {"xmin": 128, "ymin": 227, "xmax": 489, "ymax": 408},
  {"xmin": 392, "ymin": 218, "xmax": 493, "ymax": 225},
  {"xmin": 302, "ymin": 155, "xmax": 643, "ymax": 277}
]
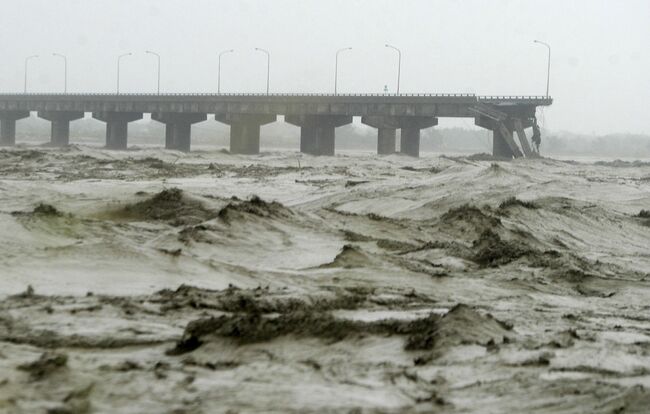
[
  {"xmin": 493, "ymin": 126, "xmax": 515, "ymax": 158},
  {"xmin": 215, "ymin": 113, "xmax": 277, "ymax": 154},
  {"xmin": 475, "ymin": 115, "xmax": 531, "ymax": 159},
  {"xmin": 152, "ymin": 113, "xmax": 207, "ymax": 152},
  {"xmin": 361, "ymin": 116, "xmax": 400, "ymax": 154},
  {"xmin": 398, "ymin": 117, "xmax": 438, "ymax": 157},
  {"xmin": 378, "ymin": 128, "xmax": 397, "ymax": 154},
  {"xmin": 37, "ymin": 111, "xmax": 84, "ymax": 147},
  {"xmin": 285, "ymin": 115, "xmax": 352, "ymax": 156},
  {"xmin": 0, "ymin": 111, "xmax": 30, "ymax": 146},
  {"xmin": 92, "ymin": 112, "xmax": 143, "ymax": 150}
]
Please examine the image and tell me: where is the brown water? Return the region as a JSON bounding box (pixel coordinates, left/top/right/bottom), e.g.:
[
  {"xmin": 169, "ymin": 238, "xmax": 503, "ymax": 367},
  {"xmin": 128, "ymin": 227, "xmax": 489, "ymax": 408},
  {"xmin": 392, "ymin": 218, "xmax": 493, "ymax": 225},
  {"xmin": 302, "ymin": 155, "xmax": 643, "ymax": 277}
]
[{"xmin": 1, "ymin": 145, "xmax": 650, "ymax": 413}]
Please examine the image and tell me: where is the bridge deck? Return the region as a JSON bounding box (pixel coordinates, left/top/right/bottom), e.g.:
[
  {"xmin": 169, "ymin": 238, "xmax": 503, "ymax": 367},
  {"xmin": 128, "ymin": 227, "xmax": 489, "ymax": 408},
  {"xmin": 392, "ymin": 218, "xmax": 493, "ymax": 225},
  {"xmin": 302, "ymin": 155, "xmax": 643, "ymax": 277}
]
[
  {"xmin": 0, "ymin": 93, "xmax": 552, "ymax": 158},
  {"xmin": 0, "ymin": 93, "xmax": 552, "ymax": 118}
]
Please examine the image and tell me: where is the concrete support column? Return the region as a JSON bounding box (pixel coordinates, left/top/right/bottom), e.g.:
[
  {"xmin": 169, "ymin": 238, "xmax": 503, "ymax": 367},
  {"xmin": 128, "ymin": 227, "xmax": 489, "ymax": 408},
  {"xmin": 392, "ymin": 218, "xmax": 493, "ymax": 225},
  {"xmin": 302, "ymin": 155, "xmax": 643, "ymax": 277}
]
[
  {"xmin": 361, "ymin": 116, "xmax": 399, "ymax": 155},
  {"xmin": 400, "ymin": 127, "xmax": 421, "ymax": 157},
  {"xmin": 0, "ymin": 111, "xmax": 30, "ymax": 146},
  {"xmin": 165, "ymin": 127, "xmax": 174, "ymax": 149},
  {"xmin": 151, "ymin": 113, "xmax": 207, "ymax": 152},
  {"xmin": 377, "ymin": 128, "xmax": 397, "ymax": 154},
  {"xmin": 474, "ymin": 115, "xmax": 520, "ymax": 159},
  {"xmin": 398, "ymin": 116, "xmax": 439, "ymax": 157},
  {"xmin": 285, "ymin": 115, "xmax": 352, "ymax": 156},
  {"xmin": 92, "ymin": 112, "xmax": 143, "ymax": 150},
  {"xmin": 215, "ymin": 113, "xmax": 277, "ymax": 155},
  {"xmin": 492, "ymin": 127, "xmax": 515, "ymax": 158},
  {"xmin": 37, "ymin": 111, "xmax": 85, "ymax": 147}
]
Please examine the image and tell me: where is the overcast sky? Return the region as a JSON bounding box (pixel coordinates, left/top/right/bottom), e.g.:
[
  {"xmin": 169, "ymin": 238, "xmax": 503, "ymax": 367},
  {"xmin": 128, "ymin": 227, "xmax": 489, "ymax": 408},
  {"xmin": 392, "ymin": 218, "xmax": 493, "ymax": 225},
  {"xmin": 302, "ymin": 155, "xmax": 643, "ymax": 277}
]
[{"xmin": 0, "ymin": 0, "xmax": 648, "ymax": 135}]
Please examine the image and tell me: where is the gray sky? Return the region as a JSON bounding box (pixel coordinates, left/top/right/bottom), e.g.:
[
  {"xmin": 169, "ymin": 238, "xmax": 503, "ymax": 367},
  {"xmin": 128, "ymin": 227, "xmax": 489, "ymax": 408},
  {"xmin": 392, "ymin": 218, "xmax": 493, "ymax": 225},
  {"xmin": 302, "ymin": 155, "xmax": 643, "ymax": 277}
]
[{"xmin": 0, "ymin": 0, "xmax": 648, "ymax": 135}]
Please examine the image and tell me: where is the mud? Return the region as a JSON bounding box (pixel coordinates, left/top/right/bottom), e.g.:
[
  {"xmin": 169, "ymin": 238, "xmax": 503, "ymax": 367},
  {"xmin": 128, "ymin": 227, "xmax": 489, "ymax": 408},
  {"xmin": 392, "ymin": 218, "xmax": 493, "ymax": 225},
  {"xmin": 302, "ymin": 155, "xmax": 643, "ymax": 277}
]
[
  {"xmin": 115, "ymin": 188, "xmax": 216, "ymax": 226},
  {"xmin": 498, "ymin": 196, "xmax": 539, "ymax": 211},
  {"xmin": 217, "ymin": 195, "xmax": 293, "ymax": 223},
  {"xmin": 439, "ymin": 204, "xmax": 502, "ymax": 240},
  {"xmin": 1, "ymin": 147, "xmax": 650, "ymax": 413},
  {"xmin": 17, "ymin": 352, "xmax": 68, "ymax": 381},
  {"xmin": 471, "ymin": 229, "xmax": 535, "ymax": 267},
  {"xmin": 319, "ymin": 244, "xmax": 373, "ymax": 268},
  {"xmin": 169, "ymin": 302, "xmax": 455, "ymax": 354},
  {"xmin": 152, "ymin": 284, "xmax": 369, "ymax": 314}
]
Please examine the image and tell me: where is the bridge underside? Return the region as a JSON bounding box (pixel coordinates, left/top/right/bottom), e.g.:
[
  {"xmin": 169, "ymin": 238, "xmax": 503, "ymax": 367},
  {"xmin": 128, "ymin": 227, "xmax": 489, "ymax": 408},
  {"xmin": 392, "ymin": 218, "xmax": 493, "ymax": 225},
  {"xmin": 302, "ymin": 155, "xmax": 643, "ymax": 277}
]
[{"xmin": 0, "ymin": 94, "xmax": 551, "ymax": 157}]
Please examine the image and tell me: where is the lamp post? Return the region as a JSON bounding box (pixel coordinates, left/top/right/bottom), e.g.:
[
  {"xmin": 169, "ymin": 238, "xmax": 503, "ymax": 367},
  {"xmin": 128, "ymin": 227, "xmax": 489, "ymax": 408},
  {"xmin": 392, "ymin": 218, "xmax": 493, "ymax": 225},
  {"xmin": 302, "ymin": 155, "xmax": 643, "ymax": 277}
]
[
  {"xmin": 52, "ymin": 53, "xmax": 67, "ymax": 93},
  {"xmin": 385, "ymin": 44, "xmax": 401, "ymax": 94},
  {"xmin": 24, "ymin": 55, "xmax": 39, "ymax": 93},
  {"xmin": 218, "ymin": 49, "xmax": 234, "ymax": 94},
  {"xmin": 254, "ymin": 48, "xmax": 270, "ymax": 94},
  {"xmin": 334, "ymin": 47, "xmax": 352, "ymax": 95},
  {"xmin": 145, "ymin": 50, "xmax": 161, "ymax": 94},
  {"xmin": 116, "ymin": 52, "xmax": 132, "ymax": 94},
  {"xmin": 533, "ymin": 40, "xmax": 551, "ymax": 97}
]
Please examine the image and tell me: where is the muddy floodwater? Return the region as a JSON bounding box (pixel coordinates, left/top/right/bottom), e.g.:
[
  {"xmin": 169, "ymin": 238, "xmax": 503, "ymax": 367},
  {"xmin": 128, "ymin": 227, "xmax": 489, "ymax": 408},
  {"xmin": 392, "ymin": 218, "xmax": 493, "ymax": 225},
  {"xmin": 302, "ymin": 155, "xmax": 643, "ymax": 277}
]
[{"xmin": 1, "ymin": 145, "xmax": 650, "ymax": 413}]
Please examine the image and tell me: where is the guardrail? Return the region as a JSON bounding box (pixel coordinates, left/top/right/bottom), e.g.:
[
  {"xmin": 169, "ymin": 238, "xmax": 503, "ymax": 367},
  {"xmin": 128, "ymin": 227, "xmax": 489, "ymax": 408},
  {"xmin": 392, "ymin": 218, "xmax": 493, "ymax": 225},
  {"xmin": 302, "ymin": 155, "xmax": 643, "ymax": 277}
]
[
  {"xmin": 0, "ymin": 92, "xmax": 478, "ymax": 97},
  {"xmin": 0, "ymin": 93, "xmax": 552, "ymax": 106},
  {"xmin": 478, "ymin": 95, "xmax": 552, "ymax": 100}
]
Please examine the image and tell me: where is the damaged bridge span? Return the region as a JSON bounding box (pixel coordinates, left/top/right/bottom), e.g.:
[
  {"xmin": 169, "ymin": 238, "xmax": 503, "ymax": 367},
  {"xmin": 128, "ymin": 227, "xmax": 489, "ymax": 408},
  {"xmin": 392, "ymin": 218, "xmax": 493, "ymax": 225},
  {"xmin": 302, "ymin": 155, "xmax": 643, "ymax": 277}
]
[{"xmin": 0, "ymin": 93, "xmax": 551, "ymax": 158}]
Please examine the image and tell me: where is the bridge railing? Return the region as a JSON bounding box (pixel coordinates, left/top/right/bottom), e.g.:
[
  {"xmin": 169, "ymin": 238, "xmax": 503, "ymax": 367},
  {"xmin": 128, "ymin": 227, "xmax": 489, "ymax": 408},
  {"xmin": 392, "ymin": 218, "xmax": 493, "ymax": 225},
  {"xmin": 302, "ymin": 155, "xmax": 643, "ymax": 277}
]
[
  {"xmin": 0, "ymin": 92, "xmax": 478, "ymax": 97},
  {"xmin": 478, "ymin": 95, "xmax": 552, "ymax": 100}
]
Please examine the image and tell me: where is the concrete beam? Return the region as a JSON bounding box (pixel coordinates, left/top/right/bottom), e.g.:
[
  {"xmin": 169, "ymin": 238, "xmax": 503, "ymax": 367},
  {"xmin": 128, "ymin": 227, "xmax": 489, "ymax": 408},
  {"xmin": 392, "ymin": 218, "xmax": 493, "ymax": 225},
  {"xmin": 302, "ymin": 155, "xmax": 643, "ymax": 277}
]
[
  {"xmin": 38, "ymin": 111, "xmax": 84, "ymax": 147},
  {"xmin": 92, "ymin": 112, "xmax": 143, "ymax": 150},
  {"xmin": 398, "ymin": 116, "xmax": 438, "ymax": 157},
  {"xmin": 474, "ymin": 115, "xmax": 496, "ymax": 131},
  {"xmin": 151, "ymin": 113, "xmax": 207, "ymax": 152},
  {"xmin": 361, "ymin": 115, "xmax": 400, "ymax": 129},
  {"xmin": 0, "ymin": 111, "xmax": 30, "ymax": 146},
  {"xmin": 215, "ymin": 113, "xmax": 277, "ymax": 155},
  {"xmin": 285, "ymin": 114, "xmax": 352, "ymax": 156},
  {"xmin": 513, "ymin": 118, "xmax": 535, "ymax": 157}
]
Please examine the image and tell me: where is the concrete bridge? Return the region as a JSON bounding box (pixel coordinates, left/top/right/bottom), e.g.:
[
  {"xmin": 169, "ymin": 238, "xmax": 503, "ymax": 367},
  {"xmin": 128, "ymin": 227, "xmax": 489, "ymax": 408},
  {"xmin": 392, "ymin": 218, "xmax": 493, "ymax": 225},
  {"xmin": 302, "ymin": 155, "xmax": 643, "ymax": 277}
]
[{"xmin": 0, "ymin": 93, "xmax": 551, "ymax": 158}]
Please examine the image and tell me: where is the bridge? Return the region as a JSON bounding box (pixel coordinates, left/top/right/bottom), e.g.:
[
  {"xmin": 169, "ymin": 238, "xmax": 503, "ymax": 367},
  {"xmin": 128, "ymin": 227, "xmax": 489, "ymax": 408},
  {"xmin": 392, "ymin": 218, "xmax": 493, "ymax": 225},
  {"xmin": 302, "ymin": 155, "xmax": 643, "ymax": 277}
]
[{"xmin": 0, "ymin": 93, "xmax": 552, "ymax": 158}]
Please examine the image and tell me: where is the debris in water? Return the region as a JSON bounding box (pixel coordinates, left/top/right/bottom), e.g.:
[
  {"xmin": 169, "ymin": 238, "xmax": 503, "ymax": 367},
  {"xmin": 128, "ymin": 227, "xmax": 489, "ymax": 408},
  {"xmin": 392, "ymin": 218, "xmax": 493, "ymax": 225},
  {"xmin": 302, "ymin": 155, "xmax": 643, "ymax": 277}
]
[
  {"xmin": 217, "ymin": 195, "xmax": 292, "ymax": 222},
  {"xmin": 17, "ymin": 352, "xmax": 68, "ymax": 381},
  {"xmin": 168, "ymin": 309, "xmax": 443, "ymax": 355},
  {"xmin": 472, "ymin": 229, "xmax": 533, "ymax": 267},
  {"xmin": 498, "ymin": 197, "xmax": 539, "ymax": 210},
  {"xmin": 345, "ymin": 180, "xmax": 369, "ymax": 188},
  {"xmin": 117, "ymin": 188, "xmax": 215, "ymax": 226},
  {"xmin": 11, "ymin": 285, "xmax": 36, "ymax": 299},
  {"xmin": 319, "ymin": 244, "xmax": 372, "ymax": 268}
]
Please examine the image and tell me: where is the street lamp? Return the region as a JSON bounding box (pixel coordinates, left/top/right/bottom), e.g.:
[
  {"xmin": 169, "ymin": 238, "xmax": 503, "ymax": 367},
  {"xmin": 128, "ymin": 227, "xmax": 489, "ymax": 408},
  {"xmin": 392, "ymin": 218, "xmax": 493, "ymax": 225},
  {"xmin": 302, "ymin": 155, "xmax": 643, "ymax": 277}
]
[
  {"xmin": 52, "ymin": 53, "xmax": 67, "ymax": 93},
  {"xmin": 24, "ymin": 55, "xmax": 39, "ymax": 93},
  {"xmin": 116, "ymin": 52, "xmax": 132, "ymax": 94},
  {"xmin": 334, "ymin": 47, "xmax": 352, "ymax": 95},
  {"xmin": 533, "ymin": 40, "xmax": 551, "ymax": 97},
  {"xmin": 254, "ymin": 47, "xmax": 270, "ymax": 94},
  {"xmin": 385, "ymin": 44, "xmax": 401, "ymax": 94},
  {"xmin": 218, "ymin": 49, "xmax": 234, "ymax": 94},
  {"xmin": 145, "ymin": 50, "xmax": 161, "ymax": 94}
]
